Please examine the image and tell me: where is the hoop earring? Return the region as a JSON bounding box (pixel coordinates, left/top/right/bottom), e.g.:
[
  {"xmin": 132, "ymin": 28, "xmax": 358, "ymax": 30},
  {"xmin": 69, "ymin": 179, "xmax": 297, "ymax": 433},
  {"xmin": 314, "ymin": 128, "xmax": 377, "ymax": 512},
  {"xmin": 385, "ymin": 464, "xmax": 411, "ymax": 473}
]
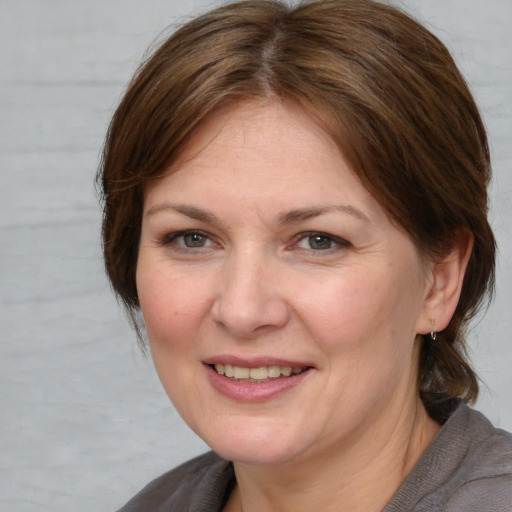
[{"xmin": 430, "ymin": 319, "xmax": 437, "ymax": 341}]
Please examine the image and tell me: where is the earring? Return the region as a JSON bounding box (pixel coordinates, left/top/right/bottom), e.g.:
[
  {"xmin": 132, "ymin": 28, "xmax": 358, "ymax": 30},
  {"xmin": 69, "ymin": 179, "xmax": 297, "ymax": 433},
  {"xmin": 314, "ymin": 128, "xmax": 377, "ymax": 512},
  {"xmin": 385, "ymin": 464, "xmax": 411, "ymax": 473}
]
[{"xmin": 429, "ymin": 319, "xmax": 437, "ymax": 341}]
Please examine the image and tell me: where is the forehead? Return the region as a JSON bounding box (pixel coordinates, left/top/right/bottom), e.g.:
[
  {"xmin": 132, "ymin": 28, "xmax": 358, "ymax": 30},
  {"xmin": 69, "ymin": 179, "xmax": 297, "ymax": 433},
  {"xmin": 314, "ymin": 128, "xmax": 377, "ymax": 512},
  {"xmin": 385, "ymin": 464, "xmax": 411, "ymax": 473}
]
[
  {"xmin": 143, "ymin": 99, "xmax": 389, "ymax": 228},
  {"xmin": 170, "ymin": 99, "xmax": 341, "ymax": 173}
]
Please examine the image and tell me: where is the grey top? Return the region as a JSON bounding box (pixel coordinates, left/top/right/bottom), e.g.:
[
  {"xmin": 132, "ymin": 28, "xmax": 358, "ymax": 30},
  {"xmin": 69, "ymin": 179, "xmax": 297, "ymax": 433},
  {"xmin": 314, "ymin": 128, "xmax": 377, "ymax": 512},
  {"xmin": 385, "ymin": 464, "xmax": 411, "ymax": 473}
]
[{"xmin": 117, "ymin": 405, "xmax": 512, "ymax": 511}]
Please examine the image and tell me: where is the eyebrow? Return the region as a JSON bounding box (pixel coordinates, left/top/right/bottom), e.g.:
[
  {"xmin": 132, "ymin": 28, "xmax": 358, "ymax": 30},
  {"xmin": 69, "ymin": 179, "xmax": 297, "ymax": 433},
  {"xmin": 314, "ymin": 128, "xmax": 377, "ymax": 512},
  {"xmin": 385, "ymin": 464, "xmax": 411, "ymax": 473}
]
[
  {"xmin": 146, "ymin": 202, "xmax": 370, "ymax": 225},
  {"xmin": 276, "ymin": 205, "xmax": 370, "ymax": 225},
  {"xmin": 145, "ymin": 202, "xmax": 220, "ymax": 223}
]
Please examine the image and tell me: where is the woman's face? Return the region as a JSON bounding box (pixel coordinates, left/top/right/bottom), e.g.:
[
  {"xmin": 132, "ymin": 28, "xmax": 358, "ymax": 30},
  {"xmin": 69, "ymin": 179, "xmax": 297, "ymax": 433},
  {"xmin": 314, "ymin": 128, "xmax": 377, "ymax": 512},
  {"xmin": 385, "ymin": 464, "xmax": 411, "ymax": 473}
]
[{"xmin": 137, "ymin": 100, "xmax": 434, "ymax": 466}]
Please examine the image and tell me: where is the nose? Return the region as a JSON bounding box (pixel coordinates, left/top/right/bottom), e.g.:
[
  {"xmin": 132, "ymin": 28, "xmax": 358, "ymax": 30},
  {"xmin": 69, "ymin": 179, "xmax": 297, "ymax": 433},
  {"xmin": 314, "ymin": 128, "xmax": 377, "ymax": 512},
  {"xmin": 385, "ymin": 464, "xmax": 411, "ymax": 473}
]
[{"xmin": 210, "ymin": 250, "xmax": 290, "ymax": 338}]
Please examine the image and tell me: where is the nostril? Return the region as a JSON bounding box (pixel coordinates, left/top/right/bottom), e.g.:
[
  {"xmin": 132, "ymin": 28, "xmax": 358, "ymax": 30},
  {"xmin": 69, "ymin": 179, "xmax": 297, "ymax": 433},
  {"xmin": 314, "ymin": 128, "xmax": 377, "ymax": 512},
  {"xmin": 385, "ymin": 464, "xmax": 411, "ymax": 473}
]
[{"xmin": 211, "ymin": 294, "xmax": 289, "ymax": 335}]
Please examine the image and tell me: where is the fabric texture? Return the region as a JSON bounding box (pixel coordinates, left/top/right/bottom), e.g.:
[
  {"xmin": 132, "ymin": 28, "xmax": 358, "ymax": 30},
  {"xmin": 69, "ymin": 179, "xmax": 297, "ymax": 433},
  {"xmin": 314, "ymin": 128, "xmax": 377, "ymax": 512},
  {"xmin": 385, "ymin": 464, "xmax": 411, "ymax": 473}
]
[{"xmin": 117, "ymin": 405, "xmax": 512, "ymax": 511}]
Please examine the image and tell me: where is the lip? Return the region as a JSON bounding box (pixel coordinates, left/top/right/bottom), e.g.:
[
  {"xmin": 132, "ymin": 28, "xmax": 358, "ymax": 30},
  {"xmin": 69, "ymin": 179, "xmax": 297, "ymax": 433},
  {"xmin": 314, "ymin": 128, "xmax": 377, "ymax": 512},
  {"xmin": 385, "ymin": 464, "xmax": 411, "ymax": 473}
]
[{"xmin": 203, "ymin": 360, "xmax": 314, "ymax": 403}]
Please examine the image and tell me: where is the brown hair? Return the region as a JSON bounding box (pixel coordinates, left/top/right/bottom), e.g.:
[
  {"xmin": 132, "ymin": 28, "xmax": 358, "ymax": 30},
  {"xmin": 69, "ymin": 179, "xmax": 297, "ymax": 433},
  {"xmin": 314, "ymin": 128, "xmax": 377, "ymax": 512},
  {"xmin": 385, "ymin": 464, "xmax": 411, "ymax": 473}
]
[{"xmin": 98, "ymin": 0, "xmax": 495, "ymax": 421}]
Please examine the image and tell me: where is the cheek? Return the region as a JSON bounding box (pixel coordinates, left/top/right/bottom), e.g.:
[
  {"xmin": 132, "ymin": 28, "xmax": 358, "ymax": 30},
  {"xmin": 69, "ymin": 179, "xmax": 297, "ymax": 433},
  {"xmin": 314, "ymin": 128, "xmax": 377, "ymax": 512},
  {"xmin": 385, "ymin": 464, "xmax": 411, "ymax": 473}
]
[
  {"xmin": 297, "ymin": 274, "xmax": 384, "ymax": 338},
  {"xmin": 295, "ymin": 263, "xmax": 424, "ymax": 357},
  {"xmin": 136, "ymin": 263, "xmax": 213, "ymax": 412},
  {"xmin": 136, "ymin": 263, "xmax": 210, "ymax": 351}
]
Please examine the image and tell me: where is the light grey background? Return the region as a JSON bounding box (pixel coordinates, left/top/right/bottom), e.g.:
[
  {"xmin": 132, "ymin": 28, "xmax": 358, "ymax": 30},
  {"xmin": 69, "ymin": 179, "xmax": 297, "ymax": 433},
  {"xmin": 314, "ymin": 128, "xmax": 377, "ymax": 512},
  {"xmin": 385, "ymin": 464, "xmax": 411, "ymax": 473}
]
[{"xmin": 1, "ymin": 1, "xmax": 510, "ymax": 511}]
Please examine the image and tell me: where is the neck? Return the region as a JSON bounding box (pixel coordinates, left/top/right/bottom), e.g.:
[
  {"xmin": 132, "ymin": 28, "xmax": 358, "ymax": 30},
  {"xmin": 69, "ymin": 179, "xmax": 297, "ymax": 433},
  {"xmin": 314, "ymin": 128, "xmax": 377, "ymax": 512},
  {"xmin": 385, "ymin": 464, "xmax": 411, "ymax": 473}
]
[{"xmin": 224, "ymin": 397, "xmax": 440, "ymax": 512}]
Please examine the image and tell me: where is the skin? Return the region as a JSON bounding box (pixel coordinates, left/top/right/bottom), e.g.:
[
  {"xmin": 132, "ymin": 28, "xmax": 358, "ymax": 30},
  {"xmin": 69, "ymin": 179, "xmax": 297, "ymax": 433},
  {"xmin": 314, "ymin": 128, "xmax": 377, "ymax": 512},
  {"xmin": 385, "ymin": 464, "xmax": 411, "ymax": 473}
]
[{"xmin": 136, "ymin": 100, "xmax": 470, "ymax": 512}]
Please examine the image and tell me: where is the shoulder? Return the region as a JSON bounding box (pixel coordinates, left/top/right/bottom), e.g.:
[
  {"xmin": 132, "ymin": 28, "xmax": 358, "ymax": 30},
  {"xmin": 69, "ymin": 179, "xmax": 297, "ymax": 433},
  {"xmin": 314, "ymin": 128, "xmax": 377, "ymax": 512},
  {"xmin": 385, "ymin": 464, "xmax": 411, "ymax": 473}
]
[
  {"xmin": 385, "ymin": 405, "xmax": 512, "ymax": 512},
  {"xmin": 444, "ymin": 407, "xmax": 512, "ymax": 511},
  {"xmin": 116, "ymin": 451, "xmax": 234, "ymax": 512}
]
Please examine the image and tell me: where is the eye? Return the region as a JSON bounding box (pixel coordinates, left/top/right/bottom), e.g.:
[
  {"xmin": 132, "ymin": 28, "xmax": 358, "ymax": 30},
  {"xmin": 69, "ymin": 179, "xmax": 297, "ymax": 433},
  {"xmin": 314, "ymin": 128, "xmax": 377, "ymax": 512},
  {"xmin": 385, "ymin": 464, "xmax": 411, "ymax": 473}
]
[
  {"xmin": 181, "ymin": 232, "xmax": 208, "ymax": 248},
  {"xmin": 294, "ymin": 232, "xmax": 349, "ymax": 251},
  {"xmin": 305, "ymin": 234, "xmax": 334, "ymax": 250},
  {"xmin": 162, "ymin": 230, "xmax": 214, "ymax": 249}
]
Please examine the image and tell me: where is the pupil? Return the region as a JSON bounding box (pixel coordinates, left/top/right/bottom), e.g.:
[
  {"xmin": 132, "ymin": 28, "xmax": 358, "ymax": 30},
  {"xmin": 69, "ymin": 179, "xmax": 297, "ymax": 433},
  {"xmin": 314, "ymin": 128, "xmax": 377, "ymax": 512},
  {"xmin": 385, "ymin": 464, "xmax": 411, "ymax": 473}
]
[
  {"xmin": 310, "ymin": 235, "xmax": 331, "ymax": 250},
  {"xmin": 185, "ymin": 233, "xmax": 204, "ymax": 247}
]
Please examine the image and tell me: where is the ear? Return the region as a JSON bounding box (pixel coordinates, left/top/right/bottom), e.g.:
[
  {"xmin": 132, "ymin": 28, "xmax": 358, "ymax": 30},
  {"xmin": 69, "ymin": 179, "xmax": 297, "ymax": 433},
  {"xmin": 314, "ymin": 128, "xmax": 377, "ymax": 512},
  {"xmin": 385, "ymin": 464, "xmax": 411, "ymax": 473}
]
[{"xmin": 416, "ymin": 230, "xmax": 474, "ymax": 335}]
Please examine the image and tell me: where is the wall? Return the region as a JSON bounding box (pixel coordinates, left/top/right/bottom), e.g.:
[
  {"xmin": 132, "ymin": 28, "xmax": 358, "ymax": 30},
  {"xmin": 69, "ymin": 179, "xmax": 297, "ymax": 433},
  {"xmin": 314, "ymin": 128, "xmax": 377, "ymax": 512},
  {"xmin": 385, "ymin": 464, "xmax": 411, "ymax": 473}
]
[{"xmin": 1, "ymin": 1, "xmax": 510, "ymax": 510}]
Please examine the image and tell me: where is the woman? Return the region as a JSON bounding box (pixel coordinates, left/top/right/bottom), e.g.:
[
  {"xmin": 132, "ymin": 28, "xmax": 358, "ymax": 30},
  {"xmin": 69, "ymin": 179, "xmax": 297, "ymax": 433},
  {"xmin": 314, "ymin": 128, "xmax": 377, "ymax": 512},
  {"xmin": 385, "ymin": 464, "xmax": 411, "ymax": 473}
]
[{"xmin": 98, "ymin": 0, "xmax": 512, "ymax": 510}]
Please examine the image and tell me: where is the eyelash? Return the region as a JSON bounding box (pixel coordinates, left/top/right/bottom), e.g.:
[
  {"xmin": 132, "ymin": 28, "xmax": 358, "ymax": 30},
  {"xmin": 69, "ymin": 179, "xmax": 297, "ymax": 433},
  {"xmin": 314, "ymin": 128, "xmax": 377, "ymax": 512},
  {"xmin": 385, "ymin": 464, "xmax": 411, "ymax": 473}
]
[
  {"xmin": 161, "ymin": 230, "xmax": 215, "ymax": 249},
  {"xmin": 290, "ymin": 231, "xmax": 351, "ymax": 252},
  {"xmin": 160, "ymin": 229, "xmax": 350, "ymax": 253}
]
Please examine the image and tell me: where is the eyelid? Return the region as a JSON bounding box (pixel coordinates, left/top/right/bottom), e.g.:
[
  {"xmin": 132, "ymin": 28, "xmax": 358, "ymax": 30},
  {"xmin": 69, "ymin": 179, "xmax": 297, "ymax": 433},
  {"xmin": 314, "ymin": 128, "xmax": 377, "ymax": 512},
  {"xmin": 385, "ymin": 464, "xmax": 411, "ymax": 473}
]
[
  {"xmin": 159, "ymin": 229, "xmax": 349, "ymax": 252},
  {"xmin": 291, "ymin": 231, "xmax": 351, "ymax": 251},
  {"xmin": 161, "ymin": 229, "xmax": 215, "ymax": 248}
]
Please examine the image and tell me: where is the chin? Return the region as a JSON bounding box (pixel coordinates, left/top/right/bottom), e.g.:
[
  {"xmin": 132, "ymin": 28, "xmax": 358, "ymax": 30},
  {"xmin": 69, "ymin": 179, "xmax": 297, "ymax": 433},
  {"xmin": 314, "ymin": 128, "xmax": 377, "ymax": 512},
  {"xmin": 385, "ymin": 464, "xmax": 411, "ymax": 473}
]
[
  {"xmin": 212, "ymin": 441, "xmax": 302, "ymax": 467},
  {"xmin": 194, "ymin": 417, "xmax": 316, "ymax": 466}
]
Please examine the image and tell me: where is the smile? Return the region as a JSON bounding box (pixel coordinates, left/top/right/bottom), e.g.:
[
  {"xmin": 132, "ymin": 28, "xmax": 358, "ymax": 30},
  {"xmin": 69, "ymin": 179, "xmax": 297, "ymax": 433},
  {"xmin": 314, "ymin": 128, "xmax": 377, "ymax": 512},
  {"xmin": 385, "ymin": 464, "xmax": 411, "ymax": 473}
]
[{"xmin": 213, "ymin": 364, "xmax": 307, "ymax": 382}]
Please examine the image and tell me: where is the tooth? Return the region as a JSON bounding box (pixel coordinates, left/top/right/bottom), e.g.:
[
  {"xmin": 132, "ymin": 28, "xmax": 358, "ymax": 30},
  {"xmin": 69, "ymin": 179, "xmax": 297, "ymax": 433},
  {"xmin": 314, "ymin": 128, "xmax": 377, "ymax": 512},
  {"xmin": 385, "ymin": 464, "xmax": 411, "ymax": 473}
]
[
  {"xmin": 216, "ymin": 364, "xmax": 303, "ymax": 380},
  {"xmin": 249, "ymin": 367, "xmax": 268, "ymax": 380},
  {"xmin": 280, "ymin": 366, "xmax": 292, "ymax": 377},
  {"xmin": 234, "ymin": 366, "xmax": 250, "ymax": 379},
  {"xmin": 268, "ymin": 365, "xmax": 281, "ymax": 378}
]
